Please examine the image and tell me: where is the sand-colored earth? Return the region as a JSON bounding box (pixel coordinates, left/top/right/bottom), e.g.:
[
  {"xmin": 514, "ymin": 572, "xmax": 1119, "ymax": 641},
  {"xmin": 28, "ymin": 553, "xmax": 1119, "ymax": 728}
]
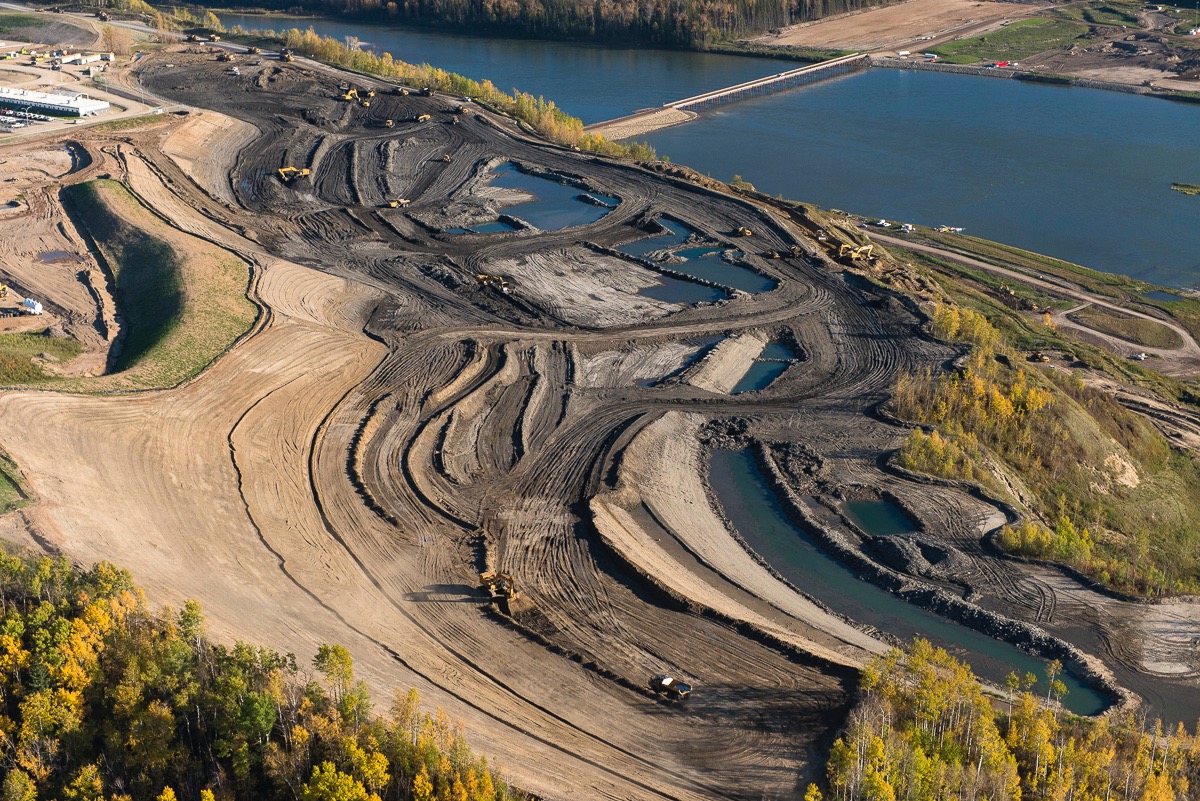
[{"xmin": 754, "ymin": 0, "xmax": 1029, "ymax": 51}]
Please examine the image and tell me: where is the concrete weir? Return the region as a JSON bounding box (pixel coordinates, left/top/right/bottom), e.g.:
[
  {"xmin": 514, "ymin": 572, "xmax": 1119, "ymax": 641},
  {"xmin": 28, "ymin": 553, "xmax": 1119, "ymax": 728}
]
[{"xmin": 586, "ymin": 52, "xmax": 867, "ymax": 140}]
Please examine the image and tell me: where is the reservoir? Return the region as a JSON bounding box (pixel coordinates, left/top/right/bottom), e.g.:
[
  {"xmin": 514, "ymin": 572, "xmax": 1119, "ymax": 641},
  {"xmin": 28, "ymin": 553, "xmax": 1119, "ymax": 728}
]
[{"xmin": 221, "ymin": 14, "xmax": 1200, "ymax": 286}]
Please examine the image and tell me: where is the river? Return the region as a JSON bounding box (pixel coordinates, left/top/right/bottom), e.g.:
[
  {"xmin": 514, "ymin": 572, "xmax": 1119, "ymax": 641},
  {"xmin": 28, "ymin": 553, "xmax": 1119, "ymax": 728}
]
[{"xmin": 221, "ymin": 12, "xmax": 1200, "ymax": 288}]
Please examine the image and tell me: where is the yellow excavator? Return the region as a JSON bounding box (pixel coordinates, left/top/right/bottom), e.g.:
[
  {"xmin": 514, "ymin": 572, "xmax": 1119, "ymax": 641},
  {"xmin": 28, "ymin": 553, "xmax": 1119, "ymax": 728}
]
[
  {"xmin": 276, "ymin": 166, "xmax": 311, "ymax": 182},
  {"xmin": 735, "ymin": 226, "xmax": 753, "ymax": 237},
  {"xmin": 279, "ymin": 49, "xmax": 295, "ymax": 62},
  {"xmin": 475, "ymin": 273, "xmax": 511, "ymax": 293},
  {"xmin": 340, "ymin": 87, "xmax": 359, "ymax": 101},
  {"xmin": 838, "ymin": 243, "xmax": 874, "ymax": 260}
]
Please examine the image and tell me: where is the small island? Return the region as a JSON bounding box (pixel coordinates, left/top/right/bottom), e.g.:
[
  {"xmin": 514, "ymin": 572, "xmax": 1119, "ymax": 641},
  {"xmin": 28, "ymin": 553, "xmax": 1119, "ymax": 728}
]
[{"xmin": 1171, "ymin": 182, "xmax": 1200, "ymax": 195}]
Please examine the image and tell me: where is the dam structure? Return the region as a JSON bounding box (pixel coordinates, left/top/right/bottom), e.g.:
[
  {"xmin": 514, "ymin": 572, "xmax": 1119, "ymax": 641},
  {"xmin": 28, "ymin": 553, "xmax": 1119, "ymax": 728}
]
[{"xmin": 586, "ymin": 52, "xmax": 868, "ymax": 140}]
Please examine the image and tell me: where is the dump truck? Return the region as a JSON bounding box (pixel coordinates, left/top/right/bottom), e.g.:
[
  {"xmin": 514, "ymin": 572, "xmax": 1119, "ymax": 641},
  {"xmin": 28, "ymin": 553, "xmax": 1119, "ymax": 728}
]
[
  {"xmin": 279, "ymin": 49, "xmax": 295, "ymax": 62},
  {"xmin": 216, "ymin": 52, "xmax": 233, "ymax": 62},
  {"xmin": 208, "ymin": 34, "xmax": 221, "ymax": 42},
  {"xmin": 441, "ymin": 154, "xmax": 453, "ymax": 163},
  {"xmin": 393, "ymin": 86, "xmax": 409, "ymax": 95},
  {"xmin": 276, "ymin": 166, "xmax": 311, "ymax": 182},
  {"xmin": 419, "ymin": 86, "xmax": 433, "ymax": 96},
  {"xmin": 246, "ymin": 46, "xmax": 260, "ymax": 54},
  {"xmin": 649, "ymin": 674, "xmax": 692, "ymax": 700},
  {"xmin": 416, "ymin": 113, "xmax": 431, "ymax": 122},
  {"xmin": 386, "ymin": 198, "xmax": 411, "ymax": 208},
  {"xmin": 384, "ymin": 119, "xmax": 395, "ymax": 128}
]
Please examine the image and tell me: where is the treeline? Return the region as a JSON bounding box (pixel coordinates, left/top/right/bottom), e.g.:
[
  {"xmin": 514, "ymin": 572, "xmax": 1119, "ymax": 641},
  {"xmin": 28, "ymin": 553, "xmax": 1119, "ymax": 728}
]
[
  {"xmin": 892, "ymin": 301, "xmax": 1200, "ymax": 597},
  {"xmin": 269, "ymin": 28, "xmax": 654, "ymax": 159},
  {"xmin": 187, "ymin": 0, "xmax": 892, "ymax": 48},
  {"xmin": 0, "ymin": 551, "xmax": 527, "ymax": 801},
  {"xmin": 808, "ymin": 639, "xmax": 1200, "ymax": 801}
]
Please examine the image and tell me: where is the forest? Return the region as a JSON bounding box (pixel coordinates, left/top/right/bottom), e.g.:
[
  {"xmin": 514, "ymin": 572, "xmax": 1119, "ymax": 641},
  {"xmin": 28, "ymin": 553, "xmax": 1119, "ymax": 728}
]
[
  {"xmin": 180, "ymin": 0, "xmax": 892, "ymax": 48},
  {"xmin": 892, "ymin": 302, "xmax": 1200, "ymax": 597},
  {"xmin": 0, "ymin": 551, "xmax": 527, "ymax": 801},
  {"xmin": 809, "ymin": 639, "xmax": 1200, "ymax": 801}
]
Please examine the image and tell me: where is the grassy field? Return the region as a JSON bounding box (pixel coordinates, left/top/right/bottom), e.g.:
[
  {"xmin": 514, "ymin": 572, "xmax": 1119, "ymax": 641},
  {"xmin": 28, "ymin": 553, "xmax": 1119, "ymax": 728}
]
[
  {"xmin": 1068, "ymin": 306, "xmax": 1183, "ymax": 349},
  {"xmin": 63, "ymin": 180, "xmax": 257, "ymax": 389},
  {"xmin": 0, "ymin": 329, "xmax": 84, "ymax": 384},
  {"xmin": 0, "ymin": 11, "xmax": 47, "ymax": 34},
  {"xmin": 0, "ymin": 451, "xmax": 26, "ymax": 514},
  {"xmin": 1050, "ymin": 0, "xmax": 1143, "ymax": 27},
  {"xmin": 930, "ymin": 18, "xmax": 1089, "ymax": 64}
]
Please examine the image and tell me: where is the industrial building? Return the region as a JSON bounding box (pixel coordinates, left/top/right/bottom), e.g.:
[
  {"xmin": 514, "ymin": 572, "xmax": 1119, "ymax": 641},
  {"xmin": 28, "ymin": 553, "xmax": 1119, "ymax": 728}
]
[{"xmin": 0, "ymin": 86, "xmax": 109, "ymax": 117}]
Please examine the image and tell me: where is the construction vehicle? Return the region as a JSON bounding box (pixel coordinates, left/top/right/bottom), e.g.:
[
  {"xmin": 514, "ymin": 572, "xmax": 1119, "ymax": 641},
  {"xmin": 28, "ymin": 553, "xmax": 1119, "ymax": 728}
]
[
  {"xmin": 97, "ymin": 11, "xmax": 109, "ymax": 21},
  {"xmin": 735, "ymin": 226, "xmax": 753, "ymax": 237},
  {"xmin": 365, "ymin": 89, "xmax": 376, "ymax": 97},
  {"xmin": 475, "ymin": 273, "xmax": 511, "ymax": 293},
  {"xmin": 763, "ymin": 250, "xmax": 781, "ymax": 259},
  {"xmin": 361, "ymin": 99, "xmax": 371, "ymax": 108},
  {"xmin": 838, "ymin": 243, "xmax": 874, "ymax": 260},
  {"xmin": 441, "ymin": 154, "xmax": 453, "ymax": 163},
  {"xmin": 0, "ymin": 284, "xmax": 7, "ymax": 299},
  {"xmin": 384, "ymin": 119, "xmax": 395, "ymax": 128},
  {"xmin": 340, "ymin": 87, "xmax": 359, "ymax": 101},
  {"xmin": 185, "ymin": 34, "xmax": 200, "ymax": 42},
  {"xmin": 479, "ymin": 572, "xmax": 517, "ymax": 613},
  {"xmin": 1028, "ymin": 352, "xmax": 1051, "ymax": 363},
  {"xmin": 276, "ymin": 166, "xmax": 311, "ymax": 182},
  {"xmin": 416, "ymin": 113, "xmax": 431, "ymax": 122},
  {"xmin": 419, "ymin": 86, "xmax": 433, "ymax": 96},
  {"xmin": 247, "ymin": 46, "xmax": 260, "ymax": 54},
  {"xmin": 649, "ymin": 674, "xmax": 692, "ymax": 701},
  {"xmin": 386, "ymin": 198, "xmax": 410, "ymax": 208},
  {"xmin": 279, "ymin": 49, "xmax": 295, "ymax": 62},
  {"xmin": 208, "ymin": 34, "xmax": 221, "ymax": 42},
  {"xmin": 393, "ymin": 86, "xmax": 409, "ymax": 95},
  {"xmin": 216, "ymin": 51, "xmax": 233, "ymax": 62}
]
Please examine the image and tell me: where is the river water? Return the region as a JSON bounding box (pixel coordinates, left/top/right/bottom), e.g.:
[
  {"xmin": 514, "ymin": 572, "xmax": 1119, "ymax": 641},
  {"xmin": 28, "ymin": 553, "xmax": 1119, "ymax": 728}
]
[
  {"xmin": 221, "ymin": 12, "xmax": 1200, "ymax": 288},
  {"xmin": 218, "ymin": 13, "xmax": 1191, "ymax": 712}
]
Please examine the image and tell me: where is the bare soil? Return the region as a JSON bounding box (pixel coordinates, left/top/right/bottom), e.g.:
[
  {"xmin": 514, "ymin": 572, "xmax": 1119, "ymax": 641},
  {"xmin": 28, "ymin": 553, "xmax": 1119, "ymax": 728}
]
[{"xmin": 0, "ymin": 42, "xmax": 1197, "ymax": 801}]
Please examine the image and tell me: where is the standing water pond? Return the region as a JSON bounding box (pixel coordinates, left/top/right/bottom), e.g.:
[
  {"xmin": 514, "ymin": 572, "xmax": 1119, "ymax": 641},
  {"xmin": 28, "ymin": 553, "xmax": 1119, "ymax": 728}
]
[{"xmin": 710, "ymin": 448, "xmax": 1109, "ymax": 716}]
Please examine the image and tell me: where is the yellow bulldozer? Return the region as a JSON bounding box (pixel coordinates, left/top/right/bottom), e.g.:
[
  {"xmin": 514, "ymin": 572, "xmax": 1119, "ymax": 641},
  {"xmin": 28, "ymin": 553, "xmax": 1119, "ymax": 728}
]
[
  {"xmin": 479, "ymin": 572, "xmax": 517, "ymax": 613},
  {"xmin": 276, "ymin": 166, "xmax": 311, "ymax": 182},
  {"xmin": 838, "ymin": 243, "xmax": 874, "ymax": 260}
]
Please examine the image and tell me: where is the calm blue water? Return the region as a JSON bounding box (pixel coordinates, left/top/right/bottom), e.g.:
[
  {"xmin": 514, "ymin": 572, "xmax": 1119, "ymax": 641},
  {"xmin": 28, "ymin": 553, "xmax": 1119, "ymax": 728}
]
[
  {"xmin": 217, "ymin": 13, "xmax": 784, "ymax": 124},
  {"xmin": 1143, "ymin": 289, "xmax": 1184, "ymax": 302},
  {"xmin": 732, "ymin": 361, "xmax": 789, "ymax": 393},
  {"xmin": 222, "ymin": 14, "xmax": 1200, "ymax": 286},
  {"xmin": 490, "ymin": 162, "xmax": 614, "ymax": 229},
  {"xmin": 644, "ymin": 70, "xmax": 1200, "ymax": 288},
  {"xmin": 844, "ymin": 499, "xmax": 916, "ymax": 537},
  {"xmin": 620, "ymin": 217, "xmax": 702, "ymax": 258},
  {"xmin": 639, "ymin": 275, "xmax": 728, "ymax": 304},
  {"xmin": 711, "ymin": 449, "xmax": 1109, "ymax": 715}
]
